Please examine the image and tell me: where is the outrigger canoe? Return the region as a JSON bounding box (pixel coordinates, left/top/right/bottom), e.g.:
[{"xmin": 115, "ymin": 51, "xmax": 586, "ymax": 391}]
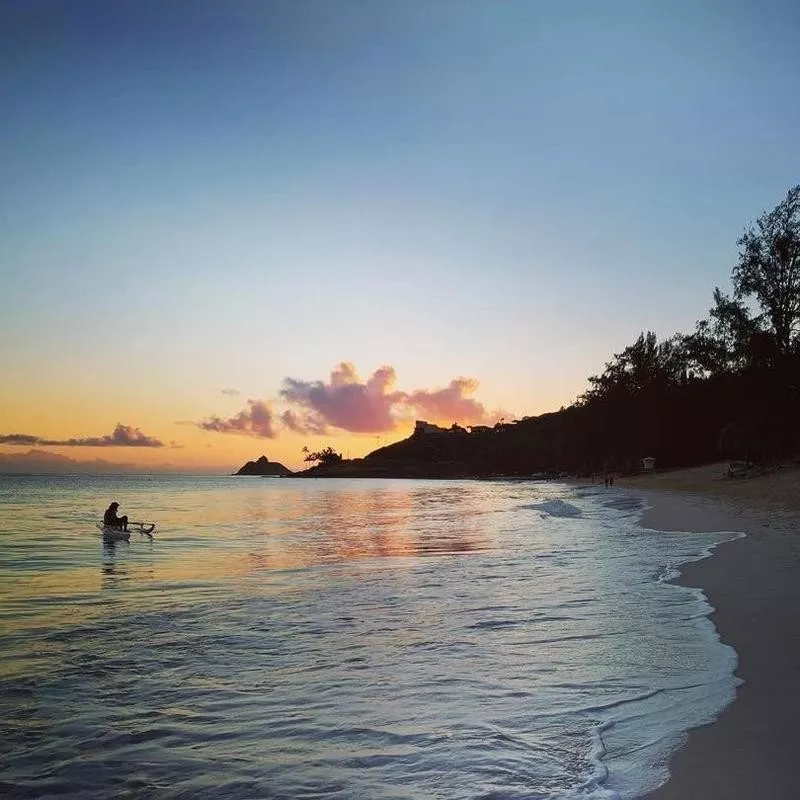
[{"xmin": 96, "ymin": 521, "xmax": 156, "ymax": 540}]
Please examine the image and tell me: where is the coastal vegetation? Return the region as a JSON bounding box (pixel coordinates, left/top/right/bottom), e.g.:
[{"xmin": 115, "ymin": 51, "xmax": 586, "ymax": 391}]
[
  {"xmin": 302, "ymin": 446, "xmax": 344, "ymax": 467},
  {"xmin": 291, "ymin": 185, "xmax": 800, "ymax": 478}
]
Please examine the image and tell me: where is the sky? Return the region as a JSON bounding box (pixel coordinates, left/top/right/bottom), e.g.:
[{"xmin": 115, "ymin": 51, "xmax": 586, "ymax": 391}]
[{"xmin": 1, "ymin": 0, "xmax": 799, "ymax": 473}]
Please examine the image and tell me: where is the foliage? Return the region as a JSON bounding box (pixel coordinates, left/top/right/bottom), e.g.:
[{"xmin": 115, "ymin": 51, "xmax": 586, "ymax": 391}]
[
  {"xmin": 733, "ymin": 185, "xmax": 800, "ymax": 356},
  {"xmin": 302, "ymin": 446, "xmax": 343, "ymax": 466},
  {"xmin": 356, "ymin": 185, "xmax": 800, "ymax": 478},
  {"xmin": 681, "ymin": 288, "xmax": 761, "ymax": 376},
  {"xmin": 579, "ymin": 331, "xmax": 686, "ymax": 404}
]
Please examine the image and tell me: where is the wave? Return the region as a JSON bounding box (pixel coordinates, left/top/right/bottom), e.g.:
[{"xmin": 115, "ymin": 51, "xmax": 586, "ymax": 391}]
[{"xmin": 525, "ymin": 499, "xmax": 583, "ymax": 518}]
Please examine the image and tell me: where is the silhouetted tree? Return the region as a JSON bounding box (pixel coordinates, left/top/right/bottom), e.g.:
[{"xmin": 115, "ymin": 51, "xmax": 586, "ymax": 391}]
[
  {"xmin": 682, "ymin": 288, "xmax": 761, "ymax": 376},
  {"xmin": 579, "ymin": 331, "xmax": 686, "ymax": 403},
  {"xmin": 734, "ymin": 185, "xmax": 800, "ymax": 357},
  {"xmin": 303, "ymin": 446, "xmax": 343, "ymax": 466},
  {"xmin": 348, "ymin": 185, "xmax": 800, "ymax": 479}
]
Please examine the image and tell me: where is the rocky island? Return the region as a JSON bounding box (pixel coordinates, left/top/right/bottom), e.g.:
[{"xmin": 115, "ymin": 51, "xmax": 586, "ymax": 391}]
[{"xmin": 234, "ymin": 455, "xmax": 293, "ymax": 477}]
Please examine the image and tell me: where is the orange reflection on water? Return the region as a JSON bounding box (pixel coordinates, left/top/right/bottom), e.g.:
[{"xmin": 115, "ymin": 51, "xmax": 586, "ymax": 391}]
[
  {"xmin": 0, "ymin": 481, "xmax": 496, "ymax": 641},
  {"xmin": 230, "ymin": 483, "xmax": 491, "ymax": 573}
]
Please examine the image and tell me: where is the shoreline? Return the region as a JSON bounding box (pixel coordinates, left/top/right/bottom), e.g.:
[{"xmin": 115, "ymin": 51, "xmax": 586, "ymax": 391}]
[{"xmin": 617, "ymin": 464, "xmax": 800, "ymax": 799}]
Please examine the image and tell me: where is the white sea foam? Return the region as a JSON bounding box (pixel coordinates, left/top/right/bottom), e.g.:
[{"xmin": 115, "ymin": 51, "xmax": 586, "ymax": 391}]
[{"xmin": 528, "ymin": 498, "xmax": 584, "ymax": 517}]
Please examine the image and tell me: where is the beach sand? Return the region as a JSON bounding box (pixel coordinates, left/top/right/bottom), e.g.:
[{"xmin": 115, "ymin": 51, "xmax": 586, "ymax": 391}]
[{"xmin": 617, "ymin": 462, "xmax": 800, "ymax": 799}]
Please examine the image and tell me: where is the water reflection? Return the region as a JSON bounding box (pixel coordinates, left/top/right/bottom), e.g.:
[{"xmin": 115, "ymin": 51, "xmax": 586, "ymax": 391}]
[
  {"xmin": 101, "ymin": 539, "xmax": 128, "ymax": 590},
  {"xmin": 238, "ymin": 482, "xmax": 494, "ymax": 572},
  {"xmin": 0, "ymin": 479, "xmax": 498, "ymax": 633}
]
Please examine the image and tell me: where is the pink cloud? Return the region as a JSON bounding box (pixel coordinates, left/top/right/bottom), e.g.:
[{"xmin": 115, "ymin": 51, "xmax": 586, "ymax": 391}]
[
  {"xmin": 198, "ymin": 399, "xmax": 277, "ymax": 438},
  {"xmin": 197, "ymin": 363, "xmax": 508, "ymax": 438},
  {"xmin": 280, "ymin": 409, "xmax": 329, "ymax": 435},
  {"xmin": 279, "ymin": 362, "xmax": 405, "ymax": 434},
  {"xmin": 0, "ymin": 424, "xmax": 164, "ymax": 447},
  {"xmin": 405, "ymin": 378, "xmax": 501, "ymax": 426}
]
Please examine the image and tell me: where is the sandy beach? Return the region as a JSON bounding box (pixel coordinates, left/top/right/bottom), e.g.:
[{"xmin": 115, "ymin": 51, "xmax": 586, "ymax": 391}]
[{"xmin": 617, "ymin": 462, "xmax": 800, "ymax": 799}]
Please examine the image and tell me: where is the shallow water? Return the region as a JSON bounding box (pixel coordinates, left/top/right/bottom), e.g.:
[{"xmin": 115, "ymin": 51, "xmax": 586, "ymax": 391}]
[{"xmin": 0, "ymin": 476, "xmax": 738, "ymax": 799}]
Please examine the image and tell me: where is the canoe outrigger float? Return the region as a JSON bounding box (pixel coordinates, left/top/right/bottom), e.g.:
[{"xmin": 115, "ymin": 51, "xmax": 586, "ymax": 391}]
[{"xmin": 96, "ymin": 521, "xmax": 156, "ymax": 540}]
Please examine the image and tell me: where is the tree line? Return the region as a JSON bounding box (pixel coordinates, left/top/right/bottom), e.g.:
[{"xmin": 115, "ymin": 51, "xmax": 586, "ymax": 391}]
[
  {"xmin": 568, "ymin": 184, "xmax": 800, "ymax": 472},
  {"xmin": 358, "ymin": 185, "xmax": 800, "ymax": 477},
  {"xmin": 306, "ymin": 185, "xmax": 800, "ymax": 477}
]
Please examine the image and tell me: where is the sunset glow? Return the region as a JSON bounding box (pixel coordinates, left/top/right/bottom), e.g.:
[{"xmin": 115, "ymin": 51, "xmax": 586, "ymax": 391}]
[{"xmin": 2, "ymin": 2, "xmax": 799, "ymax": 473}]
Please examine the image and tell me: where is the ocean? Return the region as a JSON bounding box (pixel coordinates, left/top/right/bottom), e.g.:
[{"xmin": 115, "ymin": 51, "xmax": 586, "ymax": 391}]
[{"xmin": 0, "ymin": 475, "xmax": 739, "ymax": 799}]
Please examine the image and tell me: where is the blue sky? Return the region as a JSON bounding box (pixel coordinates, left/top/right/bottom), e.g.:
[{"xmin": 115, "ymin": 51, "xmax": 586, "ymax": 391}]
[{"xmin": 1, "ymin": 0, "xmax": 799, "ymax": 469}]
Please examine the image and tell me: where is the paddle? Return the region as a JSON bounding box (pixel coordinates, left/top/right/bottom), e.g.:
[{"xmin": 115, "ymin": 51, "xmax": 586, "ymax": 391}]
[{"xmin": 128, "ymin": 521, "xmax": 156, "ymax": 538}]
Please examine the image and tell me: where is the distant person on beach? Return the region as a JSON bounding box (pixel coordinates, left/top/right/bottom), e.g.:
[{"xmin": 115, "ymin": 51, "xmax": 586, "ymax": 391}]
[{"xmin": 103, "ymin": 502, "xmax": 128, "ymax": 531}]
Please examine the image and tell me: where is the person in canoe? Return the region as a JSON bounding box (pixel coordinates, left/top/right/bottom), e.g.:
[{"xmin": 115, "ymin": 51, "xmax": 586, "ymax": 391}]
[{"xmin": 103, "ymin": 501, "xmax": 128, "ymax": 532}]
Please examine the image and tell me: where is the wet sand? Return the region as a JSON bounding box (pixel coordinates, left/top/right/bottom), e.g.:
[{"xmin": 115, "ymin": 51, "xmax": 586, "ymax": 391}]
[{"xmin": 618, "ymin": 462, "xmax": 800, "ymax": 799}]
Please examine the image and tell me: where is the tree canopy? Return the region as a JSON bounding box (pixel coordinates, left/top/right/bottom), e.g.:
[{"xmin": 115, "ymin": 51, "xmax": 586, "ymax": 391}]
[
  {"xmin": 579, "ymin": 331, "xmax": 686, "ymax": 404},
  {"xmin": 681, "ymin": 288, "xmax": 760, "ymax": 377},
  {"xmin": 733, "ymin": 185, "xmax": 800, "ymax": 357},
  {"xmin": 314, "ymin": 184, "xmax": 800, "ymax": 478},
  {"xmin": 302, "ymin": 446, "xmax": 343, "ymax": 466}
]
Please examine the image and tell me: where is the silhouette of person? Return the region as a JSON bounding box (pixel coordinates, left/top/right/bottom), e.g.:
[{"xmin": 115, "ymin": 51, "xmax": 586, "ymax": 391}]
[
  {"xmin": 103, "ymin": 501, "xmax": 128, "ymax": 531},
  {"xmin": 609, "ymin": 476, "xmax": 615, "ymax": 488},
  {"xmin": 604, "ymin": 476, "xmax": 609, "ymax": 488}
]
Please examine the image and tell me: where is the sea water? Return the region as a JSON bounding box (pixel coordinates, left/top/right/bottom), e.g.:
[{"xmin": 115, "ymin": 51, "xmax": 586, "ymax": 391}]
[{"xmin": 0, "ymin": 475, "xmax": 739, "ymax": 799}]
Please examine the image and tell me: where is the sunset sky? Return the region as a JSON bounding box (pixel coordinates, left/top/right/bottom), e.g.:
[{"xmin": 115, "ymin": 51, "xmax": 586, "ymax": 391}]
[{"xmin": 2, "ymin": 1, "xmax": 799, "ymax": 473}]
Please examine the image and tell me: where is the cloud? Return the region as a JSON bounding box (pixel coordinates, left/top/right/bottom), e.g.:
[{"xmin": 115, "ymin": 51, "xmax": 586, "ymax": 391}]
[
  {"xmin": 405, "ymin": 377, "xmax": 501, "ymax": 426},
  {"xmin": 51, "ymin": 424, "xmax": 165, "ymax": 448},
  {"xmin": 279, "ymin": 363, "xmax": 503, "ymax": 433},
  {"xmin": 0, "ymin": 424, "xmax": 164, "ymax": 447},
  {"xmin": 198, "ymin": 399, "xmax": 277, "ymax": 438},
  {"xmin": 280, "ymin": 409, "xmax": 329, "ymax": 435},
  {"xmin": 0, "ymin": 434, "xmax": 40, "ymax": 445},
  {"xmin": 197, "ymin": 362, "xmax": 509, "ymax": 438},
  {"xmin": 280, "ymin": 362, "xmax": 405, "ymax": 434}
]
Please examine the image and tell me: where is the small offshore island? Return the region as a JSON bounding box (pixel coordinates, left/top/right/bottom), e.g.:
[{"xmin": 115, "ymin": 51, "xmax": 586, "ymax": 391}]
[{"xmin": 235, "ymin": 454, "xmax": 293, "ymax": 477}]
